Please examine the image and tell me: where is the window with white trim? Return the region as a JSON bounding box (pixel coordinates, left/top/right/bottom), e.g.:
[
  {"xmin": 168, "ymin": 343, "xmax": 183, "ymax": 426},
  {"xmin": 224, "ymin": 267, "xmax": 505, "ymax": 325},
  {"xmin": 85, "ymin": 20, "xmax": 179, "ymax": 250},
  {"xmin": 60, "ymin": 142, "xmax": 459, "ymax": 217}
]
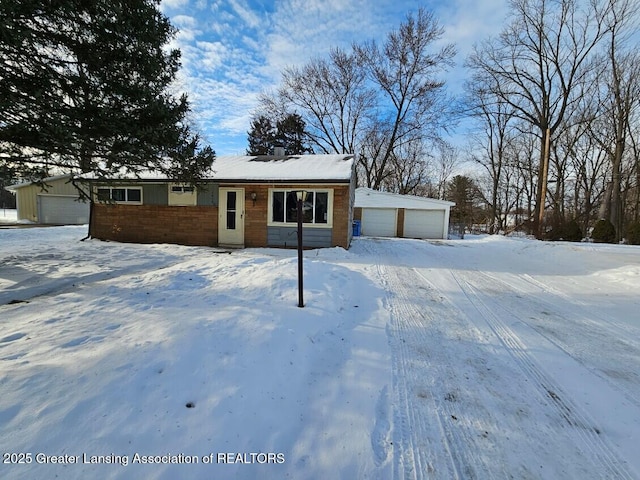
[
  {"xmin": 269, "ymin": 189, "xmax": 332, "ymax": 226},
  {"xmin": 170, "ymin": 185, "xmax": 195, "ymax": 193},
  {"xmin": 168, "ymin": 183, "xmax": 197, "ymax": 206},
  {"xmin": 96, "ymin": 187, "xmax": 142, "ymax": 204}
]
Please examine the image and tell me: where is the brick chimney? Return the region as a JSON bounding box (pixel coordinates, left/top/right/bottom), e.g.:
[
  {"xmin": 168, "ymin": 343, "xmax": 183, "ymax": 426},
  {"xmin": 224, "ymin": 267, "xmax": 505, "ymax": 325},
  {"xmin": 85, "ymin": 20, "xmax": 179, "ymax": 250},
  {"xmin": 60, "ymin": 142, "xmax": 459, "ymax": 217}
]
[{"xmin": 273, "ymin": 145, "xmax": 285, "ymax": 156}]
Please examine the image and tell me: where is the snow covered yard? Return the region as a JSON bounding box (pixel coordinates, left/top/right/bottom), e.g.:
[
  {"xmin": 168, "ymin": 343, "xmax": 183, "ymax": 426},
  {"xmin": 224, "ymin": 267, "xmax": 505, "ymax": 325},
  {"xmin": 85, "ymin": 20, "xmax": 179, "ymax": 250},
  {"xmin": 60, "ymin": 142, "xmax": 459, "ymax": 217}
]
[
  {"xmin": 1, "ymin": 227, "xmax": 639, "ymax": 479},
  {"xmin": 0, "ymin": 209, "xmax": 17, "ymax": 224}
]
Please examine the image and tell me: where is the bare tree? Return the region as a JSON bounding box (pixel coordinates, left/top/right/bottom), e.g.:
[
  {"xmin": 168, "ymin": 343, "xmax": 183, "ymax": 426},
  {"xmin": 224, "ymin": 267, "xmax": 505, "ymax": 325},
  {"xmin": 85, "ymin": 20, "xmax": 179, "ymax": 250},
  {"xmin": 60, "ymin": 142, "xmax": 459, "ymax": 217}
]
[
  {"xmin": 431, "ymin": 141, "xmax": 459, "ymax": 200},
  {"xmin": 572, "ymin": 128, "xmax": 610, "ymax": 233},
  {"xmin": 627, "ymin": 109, "xmax": 640, "ymax": 223},
  {"xmin": 260, "ymin": 47, "xmax": 374, "ymax": 155},
  {"xmin": 258, "ymin": 9, "xmax": 455, "ymax": 195},
  {"xmin": 596, "ymin": 0, "xmax": 640, "ymax": 240},
  {"xmin": 355, "ymin": 8, "xmax": 455, "ymax": 189},
  {"xmin": 467, "ymin": 0, "xmax": 608, "ymax": 237},
  {"xmin": 356, "ymin": 122, "xmax": 392, "ymax": 188},
  {"xmin": 383, "ymin": 137, "xmax": 429, "ymax": 194},
  {"xmin": 465, "ymin": 70, "xmax": 518, "ymax": 232},
  {"xmin": 511, "ymin": 128, "xmax": 540, "ymax": 227}
]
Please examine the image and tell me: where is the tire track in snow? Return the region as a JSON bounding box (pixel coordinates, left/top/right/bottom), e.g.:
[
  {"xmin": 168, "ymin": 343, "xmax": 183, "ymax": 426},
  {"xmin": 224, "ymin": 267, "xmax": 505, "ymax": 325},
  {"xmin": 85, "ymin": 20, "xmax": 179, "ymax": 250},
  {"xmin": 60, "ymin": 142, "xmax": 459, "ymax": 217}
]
[
  {"xmin": 463, "ymin": 269, "xmax": 640, "ymax": 408},
  {"xmin": 364, "ymin": 240, "xmax": 508, "ymax": 479},
  {"xmin": 377, "ymin": 260, "xmax": 460, "ymax": 480},
  {"xmin": 501, "ymin": 271, "xmax": 638, "ymax": 346},
  {"xmin": 443, "ymin": 268, "xmax": 635, "ymax": 480},
  {"xmin": 360, "ymin": 240, "xmax": 445, "ymax": 479}
]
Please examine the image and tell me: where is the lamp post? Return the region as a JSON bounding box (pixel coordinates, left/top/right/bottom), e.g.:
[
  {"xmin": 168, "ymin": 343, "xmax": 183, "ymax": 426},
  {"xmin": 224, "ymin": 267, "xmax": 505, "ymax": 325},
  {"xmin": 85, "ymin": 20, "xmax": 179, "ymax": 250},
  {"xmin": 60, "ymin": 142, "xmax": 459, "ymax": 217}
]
[{"xmin": 296, "ymin": 190, "xmax": 305, "ymax": 308}]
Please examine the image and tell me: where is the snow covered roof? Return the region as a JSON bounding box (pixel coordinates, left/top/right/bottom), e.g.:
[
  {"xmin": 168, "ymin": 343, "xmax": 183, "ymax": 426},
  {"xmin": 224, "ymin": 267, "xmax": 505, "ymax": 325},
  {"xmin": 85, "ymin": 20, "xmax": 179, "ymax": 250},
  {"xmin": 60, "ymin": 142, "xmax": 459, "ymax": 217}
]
[
  {"xmin": 5, "ymin": 174, "xmax": 75, "ymax": 191},
  {"xmin": 212, "ymin": 154, "xmax": 354, "ymax": 182},
  {"xmin": 355, "ymin": 187, "xmax": 455, "ymax": 209},
  {"xmin": 79, "ymin": 154, "xmax": 355, "ymax": 183}
]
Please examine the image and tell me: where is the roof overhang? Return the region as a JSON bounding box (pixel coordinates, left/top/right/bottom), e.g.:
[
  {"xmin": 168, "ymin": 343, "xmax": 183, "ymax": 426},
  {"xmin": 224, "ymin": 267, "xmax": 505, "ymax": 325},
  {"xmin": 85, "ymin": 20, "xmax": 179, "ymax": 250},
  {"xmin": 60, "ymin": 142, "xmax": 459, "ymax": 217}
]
[{"xmin": 5, "ymin": 174, "xmax": 75, "ymax": 191}]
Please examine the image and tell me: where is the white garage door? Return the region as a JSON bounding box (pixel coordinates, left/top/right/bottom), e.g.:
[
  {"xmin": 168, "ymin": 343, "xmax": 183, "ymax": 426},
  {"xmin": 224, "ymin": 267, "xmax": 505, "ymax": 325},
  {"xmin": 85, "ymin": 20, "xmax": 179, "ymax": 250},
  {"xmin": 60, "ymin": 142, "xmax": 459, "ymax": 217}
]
[
  {"xmin": 38, "ymin": 195, "xmax": 90, "ymax": 225},
  {"xmin": 361, "ymin": 208, "xmax": 397, "ymax": 237},
  {"xmin": 403, "ymin": 209, "xmax": 445, "ymax": 239}
]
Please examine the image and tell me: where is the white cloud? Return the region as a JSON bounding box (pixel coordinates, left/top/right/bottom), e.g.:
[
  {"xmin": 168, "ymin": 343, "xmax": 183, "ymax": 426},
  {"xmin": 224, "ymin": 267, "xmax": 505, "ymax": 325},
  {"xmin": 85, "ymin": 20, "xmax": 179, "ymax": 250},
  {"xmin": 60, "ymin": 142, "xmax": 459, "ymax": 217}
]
[
  {"xmin": 228, "ymin": 0, "xmax": 262, "ymax": 29},
  {"xmin": 263, "ymin": 0, "xmax": 376, "ymax": 73},
  {"xmin": 195, "ymin": 41, "xmax": 227, "ymax": 70},
  {"xmin": 438, "ymin": 0, "xmax": 509, "ymax": 56},
  {"xmin": 160, "ymin": 0, "xmax": 190, "ymax": 11},
  {"xmin": 171, "ymin": 14, "xmax": 197, "ymax": 28},
  {"xmin": 165, "ymin": 0, "xmax": 512, "ymax": 153},
  {"xmin": 170, "ymin": 15, "xmax": 201, "ymax": 42}
]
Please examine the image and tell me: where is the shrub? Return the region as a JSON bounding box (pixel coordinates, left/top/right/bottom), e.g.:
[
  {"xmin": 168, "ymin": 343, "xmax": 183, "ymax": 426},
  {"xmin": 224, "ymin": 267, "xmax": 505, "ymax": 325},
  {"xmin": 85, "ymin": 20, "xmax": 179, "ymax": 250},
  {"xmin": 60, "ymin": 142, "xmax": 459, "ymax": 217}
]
[
  {"xmin": 545, "ymin": 219, "xmax": 582, "ymax": 242},
  {"xmin": 545, "ymin": 225, "xmax": 562, "ymax": 241},
  {"xmin": 591, "ymin": 219, "xmax": 616, "ymax": 243},
  {"xmin": 626, "ymin": 222, "xmax": 640, "ymax": 245},
  {"xmin": 562, "ymin": 219, "xmax": 583, "ymax": 242}
]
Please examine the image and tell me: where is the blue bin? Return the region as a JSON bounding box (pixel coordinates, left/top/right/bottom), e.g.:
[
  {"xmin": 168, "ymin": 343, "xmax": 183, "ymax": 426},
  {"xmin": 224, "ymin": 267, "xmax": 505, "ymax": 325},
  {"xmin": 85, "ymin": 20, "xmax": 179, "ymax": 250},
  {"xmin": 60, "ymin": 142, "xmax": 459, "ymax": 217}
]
[{"xmin": 352, "ymin": 220, "xmax": 361, "ymax": 237}]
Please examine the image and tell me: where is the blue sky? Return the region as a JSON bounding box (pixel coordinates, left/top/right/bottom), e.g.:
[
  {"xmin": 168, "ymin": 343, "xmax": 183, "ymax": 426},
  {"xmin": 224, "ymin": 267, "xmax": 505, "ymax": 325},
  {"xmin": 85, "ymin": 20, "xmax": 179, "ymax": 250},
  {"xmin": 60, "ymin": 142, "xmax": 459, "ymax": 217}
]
[{"xmin": 160, "ymin": 0, "xmax": 510, "ymax": 155}]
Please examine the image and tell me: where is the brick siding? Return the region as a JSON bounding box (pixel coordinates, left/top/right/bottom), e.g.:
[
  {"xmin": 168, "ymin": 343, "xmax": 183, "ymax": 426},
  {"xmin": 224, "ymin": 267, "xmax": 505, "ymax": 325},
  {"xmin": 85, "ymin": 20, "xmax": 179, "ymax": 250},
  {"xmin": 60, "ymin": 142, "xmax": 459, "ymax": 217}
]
[
  {"xmin": 331, "ymin": 185, "xmax": 351, "ymax": 248},
  {"xmin": 90, "ymin": 204, "xmax": 218, "ymax": 246}
]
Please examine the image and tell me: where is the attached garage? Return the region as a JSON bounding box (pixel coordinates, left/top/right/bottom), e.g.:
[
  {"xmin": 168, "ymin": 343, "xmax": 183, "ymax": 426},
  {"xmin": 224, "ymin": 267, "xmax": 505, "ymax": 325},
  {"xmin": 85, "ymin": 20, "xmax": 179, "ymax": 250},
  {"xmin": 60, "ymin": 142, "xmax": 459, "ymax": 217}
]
[
  {"xmin": 38, "ymin": 194, "xmax": 89, "ymax": 225},
  {"xmin": 355, "ymin": 188, "xmax": 455, "ymax": 240},
  {"xmin": 5, "ymin": 174, "xmax": 89, "ymax": 224}
]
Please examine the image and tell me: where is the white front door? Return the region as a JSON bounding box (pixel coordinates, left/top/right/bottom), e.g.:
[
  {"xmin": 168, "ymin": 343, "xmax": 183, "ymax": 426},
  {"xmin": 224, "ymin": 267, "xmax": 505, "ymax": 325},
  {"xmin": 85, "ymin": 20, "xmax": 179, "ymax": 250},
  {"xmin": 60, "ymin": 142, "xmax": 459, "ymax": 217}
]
[{"xmin": 218, "ymin": 188, "xmax": 245, "ymax": 246}]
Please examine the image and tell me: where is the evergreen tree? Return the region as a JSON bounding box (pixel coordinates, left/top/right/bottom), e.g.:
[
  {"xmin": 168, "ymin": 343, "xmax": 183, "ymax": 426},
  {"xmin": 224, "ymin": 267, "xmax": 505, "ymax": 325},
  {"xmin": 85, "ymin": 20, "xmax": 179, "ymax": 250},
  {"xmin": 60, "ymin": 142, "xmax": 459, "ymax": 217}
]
[
  {"xmin": 446, "ymin": 175, "xmax": 481, "ymax": 227},
  {"xmin": 0, "ymin": 0, "xmax": 214, "ymax": 181},
  {"xmin": 247, "ymin": 113, "xmax": 312, "ymax": 155},
  {"xmin": 276, "ymin": 113, "xmax": 313, "ymax": 155},
  {"xmin": 0, "ymin": 164, "xmax": 19, "ymax": 208},
  {"xmin": 246, "ymin": 116, "xmax": 276, "ymax": 155}
]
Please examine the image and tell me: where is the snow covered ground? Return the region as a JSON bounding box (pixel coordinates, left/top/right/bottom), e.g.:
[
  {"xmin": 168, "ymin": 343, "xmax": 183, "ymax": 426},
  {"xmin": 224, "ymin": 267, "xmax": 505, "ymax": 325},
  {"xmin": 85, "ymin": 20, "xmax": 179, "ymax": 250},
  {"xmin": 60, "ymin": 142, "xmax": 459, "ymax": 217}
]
[
  {"xmin": 0, "ymin": 209, "xmax": 17, "ymax": 224},
  {"xmin": 1, "ymin": 227, "xmax": 639, "ymax": 479}
]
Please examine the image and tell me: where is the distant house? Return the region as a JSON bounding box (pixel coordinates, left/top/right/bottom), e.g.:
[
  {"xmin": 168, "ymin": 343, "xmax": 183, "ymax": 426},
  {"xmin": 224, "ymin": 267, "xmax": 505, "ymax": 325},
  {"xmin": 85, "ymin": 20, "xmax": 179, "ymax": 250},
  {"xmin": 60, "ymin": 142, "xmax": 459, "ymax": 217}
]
[
  {"xmin": 84, "ymin": 154, "xmax": 356, "ymax": 249},
  {"xmin": 5, "ymin": 174, "xmax": 89, "ymax": 225},
  {"xmin": 354, "ymin": 188, "xmax": 455, "ymax": 240}
]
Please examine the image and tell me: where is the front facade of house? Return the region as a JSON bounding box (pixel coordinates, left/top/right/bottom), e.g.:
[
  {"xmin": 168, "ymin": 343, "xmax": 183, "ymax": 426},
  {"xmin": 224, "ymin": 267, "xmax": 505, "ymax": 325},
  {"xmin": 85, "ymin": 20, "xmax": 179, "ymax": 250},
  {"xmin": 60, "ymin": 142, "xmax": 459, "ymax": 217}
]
[{"xmin": 88, "ymin": 154, "xmax": 355, "ymax": 249}]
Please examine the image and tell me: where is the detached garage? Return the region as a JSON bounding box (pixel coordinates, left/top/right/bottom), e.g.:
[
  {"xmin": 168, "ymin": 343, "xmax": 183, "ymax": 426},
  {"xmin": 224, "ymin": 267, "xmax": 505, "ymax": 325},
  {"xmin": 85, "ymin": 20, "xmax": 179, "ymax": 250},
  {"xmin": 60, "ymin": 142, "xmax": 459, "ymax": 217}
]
[
  {"xmin": 354, "ymin": 188, "xmax": 454, "ymax": 240},
  {"xmin": 6, "ymin": 174, "xmax": 89, "ymax": 225}
]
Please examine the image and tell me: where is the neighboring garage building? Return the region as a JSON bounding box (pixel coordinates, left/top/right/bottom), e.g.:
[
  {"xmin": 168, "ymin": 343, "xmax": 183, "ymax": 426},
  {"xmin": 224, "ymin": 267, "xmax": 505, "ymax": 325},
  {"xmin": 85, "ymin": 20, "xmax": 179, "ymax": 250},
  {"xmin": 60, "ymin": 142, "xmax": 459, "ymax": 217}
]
[
  {"xmin": 354, "ymin": 188, "xmax": 455, "ymax": 240},
  {"xmin": 5, "ymin": 174, "xmax": 89, "ymax": 225}
]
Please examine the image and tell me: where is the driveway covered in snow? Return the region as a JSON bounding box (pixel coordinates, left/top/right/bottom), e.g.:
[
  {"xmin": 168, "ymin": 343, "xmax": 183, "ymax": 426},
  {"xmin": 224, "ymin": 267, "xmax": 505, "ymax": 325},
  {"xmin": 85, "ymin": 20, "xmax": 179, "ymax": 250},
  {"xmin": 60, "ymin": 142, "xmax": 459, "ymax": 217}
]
[
  {"xmin": 361, "ymin": 238, "xmax": 639, "ymax": 479},
  {"xmin": 1, "ymin": 227, "xmax": 639, "ymax": 479}
]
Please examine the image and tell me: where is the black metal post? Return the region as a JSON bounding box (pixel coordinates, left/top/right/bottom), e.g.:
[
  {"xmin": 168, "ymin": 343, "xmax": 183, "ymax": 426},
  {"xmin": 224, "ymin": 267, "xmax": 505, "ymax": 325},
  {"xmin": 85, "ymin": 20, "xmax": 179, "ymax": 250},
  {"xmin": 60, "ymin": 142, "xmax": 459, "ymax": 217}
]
[{"xmin": 297, "ymin": 196, "xmax": 304, "ymax": 308}]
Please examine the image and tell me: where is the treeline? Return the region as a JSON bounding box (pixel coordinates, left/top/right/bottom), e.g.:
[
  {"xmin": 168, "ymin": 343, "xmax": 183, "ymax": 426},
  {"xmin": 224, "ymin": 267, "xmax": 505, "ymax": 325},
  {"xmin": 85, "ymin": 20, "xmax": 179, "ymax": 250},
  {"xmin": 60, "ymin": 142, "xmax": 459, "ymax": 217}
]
[
  {"xmin": 466, "ymin": 0, "xmax": 640, "ymax": 242},
  {"xmin": 249, "ymin": 1, "xmax": 640, "ymax": 243}
]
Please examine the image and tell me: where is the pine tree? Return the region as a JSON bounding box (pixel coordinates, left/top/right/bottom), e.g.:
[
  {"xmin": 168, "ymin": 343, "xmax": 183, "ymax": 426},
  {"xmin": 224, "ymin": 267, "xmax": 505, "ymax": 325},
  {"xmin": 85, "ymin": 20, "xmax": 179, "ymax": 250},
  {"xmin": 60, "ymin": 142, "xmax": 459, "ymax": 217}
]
[
  {"xmin": 246, "ymin": 113, "xmax": 312, "ymax": 155},
  {"xmin": 0, "ymin": 0, "xmax": 214, "ymax": 181},
  {"xmin": 247, "ymin": 116, "xmax": 276, "ymax": 155},
  {"xmin": 276, "ymin": 113, "xmax": 313, "ymax": 155},
  {"xmin": 446, "ymin": 175, "xmax": 480, "ymax": 227}
]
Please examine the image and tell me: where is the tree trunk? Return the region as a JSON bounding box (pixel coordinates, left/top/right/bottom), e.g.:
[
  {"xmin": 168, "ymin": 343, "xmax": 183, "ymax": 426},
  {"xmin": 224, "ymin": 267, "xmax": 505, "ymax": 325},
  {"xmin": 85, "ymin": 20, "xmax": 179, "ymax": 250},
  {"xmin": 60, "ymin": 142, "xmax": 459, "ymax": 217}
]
[{"xmin": 534, "ymin": 128, "xmax": 551, "ymax": 238}]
